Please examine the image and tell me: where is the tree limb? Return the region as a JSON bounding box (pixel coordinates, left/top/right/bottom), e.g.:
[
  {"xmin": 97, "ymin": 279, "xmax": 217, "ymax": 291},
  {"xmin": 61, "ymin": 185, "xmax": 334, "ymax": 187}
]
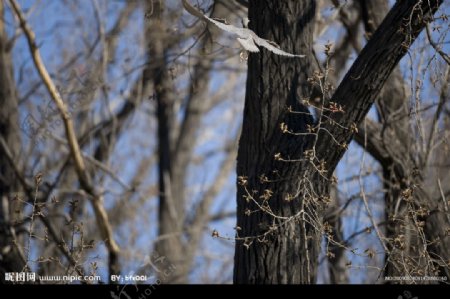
[
  {"xmin": 315, "ymin": 0, "xmax": 444, "ymax": 172},
  {"xmin": 8, "ymin": 0, "xmax": 120, "ymax": 277}
]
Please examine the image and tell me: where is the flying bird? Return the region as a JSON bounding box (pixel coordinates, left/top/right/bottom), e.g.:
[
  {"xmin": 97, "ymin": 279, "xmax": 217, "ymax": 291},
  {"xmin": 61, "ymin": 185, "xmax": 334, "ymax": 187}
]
[{"xmin": 182, "ymin": 0, "xmax": 305, "ymax": 58}]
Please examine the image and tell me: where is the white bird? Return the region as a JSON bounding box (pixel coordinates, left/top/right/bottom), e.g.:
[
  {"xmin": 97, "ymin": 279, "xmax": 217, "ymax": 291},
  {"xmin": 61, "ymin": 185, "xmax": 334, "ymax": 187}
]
[{"xmin": 182, "ymin": 0, "xmax": 305, "ymax": 58}]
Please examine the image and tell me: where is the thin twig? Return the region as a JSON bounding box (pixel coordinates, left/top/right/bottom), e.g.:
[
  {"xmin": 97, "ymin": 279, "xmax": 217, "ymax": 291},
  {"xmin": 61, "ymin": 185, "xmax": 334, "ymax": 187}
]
[{"xmin": 426, "ymin": 24, "xmax": 450, "ymax": 65}]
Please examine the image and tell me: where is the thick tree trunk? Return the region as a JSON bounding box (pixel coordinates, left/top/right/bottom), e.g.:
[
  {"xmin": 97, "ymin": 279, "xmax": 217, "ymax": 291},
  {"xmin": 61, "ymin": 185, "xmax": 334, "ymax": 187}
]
[
  {"xmin": 235, "ymin": 0, "xmax": 443, "ymax": 284},
  {"xmin": 235, "ymin": 0, "xmax": 319, "ymax": 284}
]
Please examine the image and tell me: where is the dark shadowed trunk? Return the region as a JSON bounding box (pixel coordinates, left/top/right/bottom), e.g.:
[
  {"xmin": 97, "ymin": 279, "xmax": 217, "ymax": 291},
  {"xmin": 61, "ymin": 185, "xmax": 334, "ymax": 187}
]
[
  {"xmin": 235, "ymin": 0, "xmax": 319, "ymax": 284},
  {"xmin": 235, "ymin": 0, "xmax": 443, "ymax": 284}
]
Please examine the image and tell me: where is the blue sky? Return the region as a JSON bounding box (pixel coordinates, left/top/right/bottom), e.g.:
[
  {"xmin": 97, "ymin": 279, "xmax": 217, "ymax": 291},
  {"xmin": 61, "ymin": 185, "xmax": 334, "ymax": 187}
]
[{"xmin": 5, "ymin": 0, "xmax": 449, "ymax": 284}]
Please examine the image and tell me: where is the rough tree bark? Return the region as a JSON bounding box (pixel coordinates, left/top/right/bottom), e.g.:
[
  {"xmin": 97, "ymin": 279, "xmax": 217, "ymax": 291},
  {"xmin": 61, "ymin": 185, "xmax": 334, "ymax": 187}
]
[
  {"xmin": 235, "ymin": 0, "xmax": 318, "ymax": 284},
  {"xmin": 235, "ymin": 0, "xmax": 443, "ymax": 284}
]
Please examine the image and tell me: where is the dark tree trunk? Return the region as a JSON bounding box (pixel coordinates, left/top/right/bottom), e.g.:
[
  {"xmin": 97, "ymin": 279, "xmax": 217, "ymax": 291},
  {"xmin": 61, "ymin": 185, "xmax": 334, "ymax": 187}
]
[
  {"xmin": 235, "ymin": 0, "xmax": 319, "ymax": 284},
  {"xmin": 235, "ymin": 0, "xmax": 443, "ymax": 284}
]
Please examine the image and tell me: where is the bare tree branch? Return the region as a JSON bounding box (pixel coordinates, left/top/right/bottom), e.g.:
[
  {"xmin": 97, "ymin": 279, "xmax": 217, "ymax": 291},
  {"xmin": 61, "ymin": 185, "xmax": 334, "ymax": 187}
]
[{"xmin": 8, "ymin": 0, "xmax": 120, "ymax": 278}]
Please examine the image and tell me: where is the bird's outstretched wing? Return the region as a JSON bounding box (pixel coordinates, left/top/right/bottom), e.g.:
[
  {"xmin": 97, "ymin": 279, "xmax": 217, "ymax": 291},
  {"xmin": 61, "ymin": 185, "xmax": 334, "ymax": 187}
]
[
  {"xmin": 252, "ymin": 34, "xmax": 306, "ymax": 58},
  {"xmin": 203, "ymin": 16, "xmax": 248, "ymax": 39},
  {"xmin": 182, "ymin": 0, "xmax": 305, "ymax": 58},
  {"xmin": 182, "ymin": 0, "xmax": 247, "ymax": 38}
]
